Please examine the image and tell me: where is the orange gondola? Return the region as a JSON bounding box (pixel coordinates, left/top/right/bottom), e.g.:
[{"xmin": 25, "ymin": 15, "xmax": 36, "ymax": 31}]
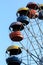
[
  {"xmin": 9, "ymin": 31, "xmax": 24, "ymax": 41},
  {"xmin": 26, "ymin": 2, "xmax": 39, "ymax": 10},
  {"xmin": 6, "ymin": 45, "xmax": 22, "ymax": 55},
  {"xmin": 27, "ymin": 9, "xmax": 38, "ymax": 19},
  {"xmin": 9, "ymin": 22, "xmax": 24, "ymax": 31}
]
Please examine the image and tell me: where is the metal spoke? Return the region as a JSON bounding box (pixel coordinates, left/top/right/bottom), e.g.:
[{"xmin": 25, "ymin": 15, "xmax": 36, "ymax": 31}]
[
  {"xmin": 23, "ymin": 26, "xmax": 40, "ymax": 58},
  {"xmin": 19, "ymin": 41, "xmax": 40, "ymax": 65},
  {"xmin": 35, "ymin": 19, "xmax": 43, "ymax": 47},
  {"xmin": 26, "ymin": 26, "xmax": 42, "ymax": 54}
]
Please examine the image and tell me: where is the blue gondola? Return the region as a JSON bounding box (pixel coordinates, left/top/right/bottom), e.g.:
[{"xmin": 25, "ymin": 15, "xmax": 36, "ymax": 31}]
[
  {"xmin": 17, "ymin": 15, "xmax": 29, "ymax": 25},
  {"xmin": 38, "ymin": 10, "xmax": 43, "ymax": 19},
  {"xmin": 39, "ymin": 57, "xmax": 43, "ymax": 65},
  {"xmin": 6, "ymin": 56, "xmax": 21, "ymax": 65}
]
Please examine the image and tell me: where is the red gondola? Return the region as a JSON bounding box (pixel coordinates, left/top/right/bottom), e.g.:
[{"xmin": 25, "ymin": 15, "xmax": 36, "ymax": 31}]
[
  {"xmin": 27, "ymin": 9, "xmax": 38, "ymax": 19},
  {"xmin": 26, "ymin": 2, "xmax": 39, "ymax": 10},
  {"xmin": 9, "ymin": 22, "xmax": 24, "ymax": 31},
  {"xmin": 9, "ymin": 31, "xmax": 24, "ymax": 41}
]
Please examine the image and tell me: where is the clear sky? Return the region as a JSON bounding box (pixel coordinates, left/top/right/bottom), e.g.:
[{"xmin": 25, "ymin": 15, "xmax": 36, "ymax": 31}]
[{"xmin": 0, "ymin": 0, "xmax": 43, "ymax": 65}]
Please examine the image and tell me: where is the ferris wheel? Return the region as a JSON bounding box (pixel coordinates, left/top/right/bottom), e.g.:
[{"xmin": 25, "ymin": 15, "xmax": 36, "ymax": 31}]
[{"xmin": 6, "ymin": 2, "xmax": 43, "ymax": 65}]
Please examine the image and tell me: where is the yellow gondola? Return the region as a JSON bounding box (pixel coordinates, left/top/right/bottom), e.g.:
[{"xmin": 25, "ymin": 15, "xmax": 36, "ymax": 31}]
[
  {"xmin": 39, "ymin": 4, "xmax": 43, "ymax": 10},
  {"xmin": 16, "ymin": 7, "xmax": 29, "ymax": 16},
  {"xmin": 6, "ymin": 45, "xmax": 22, "ymax": 55}
]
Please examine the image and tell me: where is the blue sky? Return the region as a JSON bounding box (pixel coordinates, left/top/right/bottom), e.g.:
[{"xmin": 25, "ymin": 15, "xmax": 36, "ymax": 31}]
[{"xmin": 0, "ymin": 0, "xmax": 43, "ymax": 65}]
